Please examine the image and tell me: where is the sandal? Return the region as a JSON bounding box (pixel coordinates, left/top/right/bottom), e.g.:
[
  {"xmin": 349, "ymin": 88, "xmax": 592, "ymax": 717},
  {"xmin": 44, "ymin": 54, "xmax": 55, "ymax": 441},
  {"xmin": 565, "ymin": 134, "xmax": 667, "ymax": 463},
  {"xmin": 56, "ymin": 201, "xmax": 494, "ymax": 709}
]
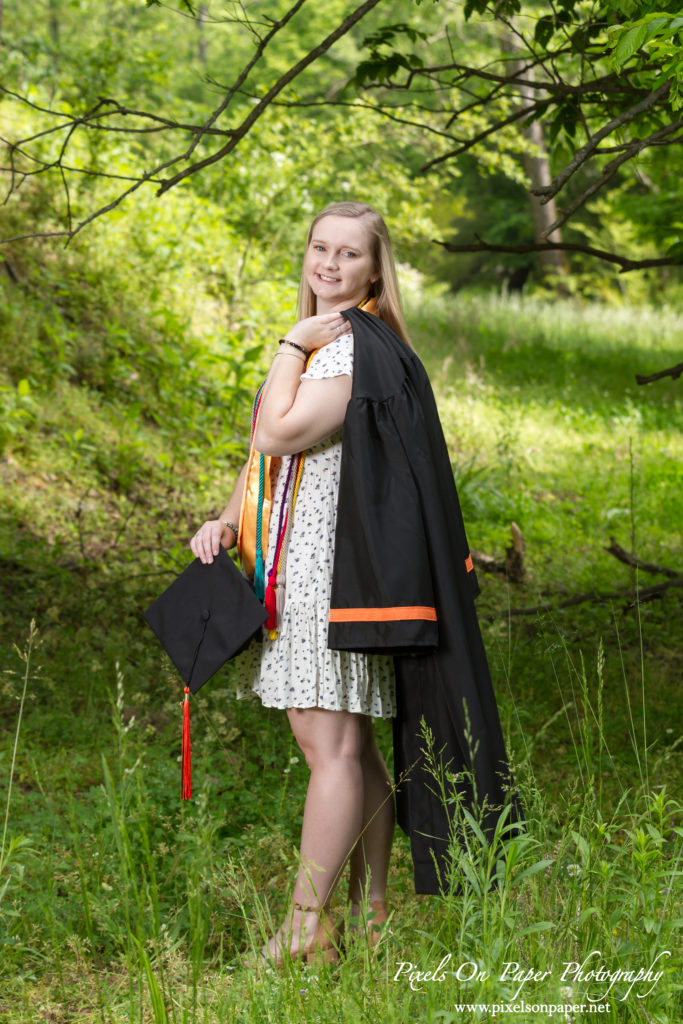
[{"xmin": 246, "ymin": 900, "xmax": 340, "ymax": 969}]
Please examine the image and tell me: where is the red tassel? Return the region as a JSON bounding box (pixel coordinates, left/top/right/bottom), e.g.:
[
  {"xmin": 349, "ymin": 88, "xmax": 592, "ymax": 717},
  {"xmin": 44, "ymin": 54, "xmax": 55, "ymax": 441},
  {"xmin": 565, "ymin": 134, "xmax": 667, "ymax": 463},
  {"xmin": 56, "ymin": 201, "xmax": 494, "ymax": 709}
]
[
  {"xmin": 181, "ymin": 686, "xmax": 191, "ymax": 800},
  {"xmin": 264, "ymin": 569, "xmax": 278, "ymax": 631}
]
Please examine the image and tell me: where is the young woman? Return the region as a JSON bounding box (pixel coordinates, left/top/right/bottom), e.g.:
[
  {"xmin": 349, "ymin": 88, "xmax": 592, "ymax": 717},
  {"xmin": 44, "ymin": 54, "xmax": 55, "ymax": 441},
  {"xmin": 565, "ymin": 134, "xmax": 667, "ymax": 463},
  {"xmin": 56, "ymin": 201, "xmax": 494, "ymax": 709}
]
[{"xmin": 190, "ymin": 202, "xmax": 405, "ymax": 964}]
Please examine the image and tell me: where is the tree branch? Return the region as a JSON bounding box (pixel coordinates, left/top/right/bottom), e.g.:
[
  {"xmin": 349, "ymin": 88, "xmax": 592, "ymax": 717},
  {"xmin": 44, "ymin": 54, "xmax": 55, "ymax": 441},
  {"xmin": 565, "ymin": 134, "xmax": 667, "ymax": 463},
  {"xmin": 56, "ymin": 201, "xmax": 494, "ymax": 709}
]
[
  {"xmin": 604, "ymin": 537, "xmax": 681, "ymax": 579},
  {"xmin": 370, "ymin": 56, "xmax": 652, "ymax": 100},
  {"xmin": 0, "ymin": 87, "xmax": 238, "ymax": 147},
  {"xmin": 419, "ymin": 99, "xmax": 542, "ymax": 173},
  {"xmin": 0, "ymin": 0, "xmax": 383, "ymax": 243},
  {"xmin": 635, "ymin": 361, "xmax": 683, "ymax": 385},
  {"xmin": 531, "ymin": 79, "xmax": 673, "ymax": 203},
  {"xmin": 542, "ymin": 118, "xmax": 683, "ymax": 235},
  {"xmin": 482, "ymin": 576, "xmax": 683, "ymax": 619},
  {"xmin": 434, "ymin": 236, "xmax": 680, "ymax": 273},
  {"xmin": 270, "ymin": 96, "xmax": 460, "ymax": 142},
  {"xmin": 156, "ymin": 0, "xmax": 383, "ymax": 194},
  {"xmin": 182, "ymin": 0, "xmax": 308, "ymax": 162}
]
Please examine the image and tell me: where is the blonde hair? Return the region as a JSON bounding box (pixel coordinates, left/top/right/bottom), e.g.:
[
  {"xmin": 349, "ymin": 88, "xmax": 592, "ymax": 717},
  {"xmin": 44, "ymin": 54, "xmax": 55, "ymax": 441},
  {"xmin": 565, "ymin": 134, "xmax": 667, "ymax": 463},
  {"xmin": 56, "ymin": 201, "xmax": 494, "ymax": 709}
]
[{"xmin": 297, "ymin": 201, "xmax": 410, "ymax": 344}]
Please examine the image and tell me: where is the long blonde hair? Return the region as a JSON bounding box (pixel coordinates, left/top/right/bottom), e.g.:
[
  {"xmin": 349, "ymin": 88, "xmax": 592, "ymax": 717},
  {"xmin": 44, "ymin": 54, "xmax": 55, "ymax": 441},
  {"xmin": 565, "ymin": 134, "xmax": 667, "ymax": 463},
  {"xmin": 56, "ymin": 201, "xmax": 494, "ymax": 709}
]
[{"xmin": 297, "ymin": 202, "xmax": 410, "ymax": 344}]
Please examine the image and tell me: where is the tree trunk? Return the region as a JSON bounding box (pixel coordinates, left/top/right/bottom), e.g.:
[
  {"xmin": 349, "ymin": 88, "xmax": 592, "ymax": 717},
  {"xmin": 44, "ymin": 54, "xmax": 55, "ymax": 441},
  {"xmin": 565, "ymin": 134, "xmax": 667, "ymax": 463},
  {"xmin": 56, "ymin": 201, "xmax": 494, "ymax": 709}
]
[
  {"xmin": 518, "ymin": 88, "xmax": 568, "ymax": 279},
  {"xmin": 507, "ymin": 50, "xmax": 569, "ymax": 281}
]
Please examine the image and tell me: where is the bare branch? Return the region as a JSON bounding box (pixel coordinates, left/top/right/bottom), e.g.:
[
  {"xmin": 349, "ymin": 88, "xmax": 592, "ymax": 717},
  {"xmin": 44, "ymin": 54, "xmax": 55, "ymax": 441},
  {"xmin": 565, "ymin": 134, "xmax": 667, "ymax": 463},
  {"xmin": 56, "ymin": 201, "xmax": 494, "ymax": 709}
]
[
  {"xmin": 383, "ymin": 57, "xmax": 650, "ymax": 100},
  {"xmin": 156, "ymin": 0, "xmax": 383, "ymax": 194},
  {"xmin": 636, "ymin": 361, "xmax": 683, "ymax": 385},
  {"xmin": 419, "ymin": 99, "xmax": 542, "ymax": 173},
  {"xmin": 434, "ymin": 236, "xmax": 680, "ymax": 273},
  {"xmin": 0, "ymin": 157, "xmax": 163, "ymax": 187},
  {"xmin": 183, "ymin": 0, "xmax": 308, "ymax": 161},
  {"xmin": 605, "ymin": 538, "xmax": 681, "ymax": 579},
  {"xmin": 482, "ymin": 576, "xmax": 683, "ymax": 619},
  {"xmin": 0, "ymin": 0, "xmax": 383, "ymax": 243},
  {"xmin": 270, "ymin": 97, "xmax": 459, "ymax": 142},
  {"xmin": 1, "ymin": 145, "xmax": 187, "ymax": 244},
  {"xmin": 0, "ymin": 88, "xmax": 235, "ymax": 142}
]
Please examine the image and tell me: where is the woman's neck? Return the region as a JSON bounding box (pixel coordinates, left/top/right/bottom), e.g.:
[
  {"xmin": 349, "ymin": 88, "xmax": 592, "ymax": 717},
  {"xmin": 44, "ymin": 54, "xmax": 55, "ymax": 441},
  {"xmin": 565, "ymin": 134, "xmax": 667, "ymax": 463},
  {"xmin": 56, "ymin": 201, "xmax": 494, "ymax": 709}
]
[{"xmin": 316, "ymin": 292, "xmax": 368, "ymax": 316}]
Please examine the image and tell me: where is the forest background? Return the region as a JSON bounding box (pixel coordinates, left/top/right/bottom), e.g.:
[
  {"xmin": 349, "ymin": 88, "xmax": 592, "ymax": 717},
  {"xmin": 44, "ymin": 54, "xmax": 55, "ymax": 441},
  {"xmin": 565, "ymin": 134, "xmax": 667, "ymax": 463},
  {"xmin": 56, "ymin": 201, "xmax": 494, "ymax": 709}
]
[{"xmin": 1, "ymin": 1, "xmax": 682, "ymax": 1022}]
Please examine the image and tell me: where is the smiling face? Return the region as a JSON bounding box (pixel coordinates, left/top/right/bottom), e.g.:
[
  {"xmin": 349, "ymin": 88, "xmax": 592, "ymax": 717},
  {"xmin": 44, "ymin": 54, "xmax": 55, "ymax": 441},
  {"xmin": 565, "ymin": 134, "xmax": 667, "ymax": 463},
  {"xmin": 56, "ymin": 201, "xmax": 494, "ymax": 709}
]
[{"xmin": 303, "ymin": 214, "xmax": 379, "ymax": 314}]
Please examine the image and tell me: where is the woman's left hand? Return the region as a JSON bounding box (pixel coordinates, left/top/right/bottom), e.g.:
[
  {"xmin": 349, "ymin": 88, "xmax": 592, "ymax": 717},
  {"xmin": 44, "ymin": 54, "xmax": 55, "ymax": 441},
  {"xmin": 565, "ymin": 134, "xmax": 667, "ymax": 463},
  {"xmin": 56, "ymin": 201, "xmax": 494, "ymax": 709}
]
[
  {"xmin": 190, "ymin": 519, "xmax": 234, "ymax": 564},
  {"xmin": 284, "ymin": 312, "xmax": 351, "ymax": 353}
]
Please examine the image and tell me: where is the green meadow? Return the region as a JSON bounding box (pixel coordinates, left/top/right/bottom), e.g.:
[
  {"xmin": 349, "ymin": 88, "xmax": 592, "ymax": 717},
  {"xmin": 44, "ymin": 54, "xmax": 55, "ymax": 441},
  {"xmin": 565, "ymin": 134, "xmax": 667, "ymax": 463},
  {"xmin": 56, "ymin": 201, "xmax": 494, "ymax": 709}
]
[{"xmin": 1, "ymin": 238, "xmax": 681, "ymax": 1022}]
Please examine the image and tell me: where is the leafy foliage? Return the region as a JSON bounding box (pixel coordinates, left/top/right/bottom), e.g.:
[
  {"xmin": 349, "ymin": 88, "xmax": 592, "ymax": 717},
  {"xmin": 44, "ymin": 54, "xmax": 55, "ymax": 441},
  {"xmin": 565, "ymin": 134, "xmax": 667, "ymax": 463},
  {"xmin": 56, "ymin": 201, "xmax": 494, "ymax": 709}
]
[
  {"xmin": 341, "ymin": 0, "xmax": 683, "ymax": 287},
  {"xmin": 2, "ymin": 0, "xmax": 683, "ymax": 294}
]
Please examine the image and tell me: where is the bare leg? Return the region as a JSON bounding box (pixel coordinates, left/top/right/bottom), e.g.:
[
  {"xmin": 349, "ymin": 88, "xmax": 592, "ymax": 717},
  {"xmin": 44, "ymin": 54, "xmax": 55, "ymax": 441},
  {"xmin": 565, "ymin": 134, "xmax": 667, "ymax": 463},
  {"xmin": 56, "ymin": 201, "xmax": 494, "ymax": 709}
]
[
  {"xmin": 348, "ymin": 718, "xmax": 395, "ymax": 914},
  {"xmin": 265, "ymin": 707, "xmax": 366, "ymax": 958}
]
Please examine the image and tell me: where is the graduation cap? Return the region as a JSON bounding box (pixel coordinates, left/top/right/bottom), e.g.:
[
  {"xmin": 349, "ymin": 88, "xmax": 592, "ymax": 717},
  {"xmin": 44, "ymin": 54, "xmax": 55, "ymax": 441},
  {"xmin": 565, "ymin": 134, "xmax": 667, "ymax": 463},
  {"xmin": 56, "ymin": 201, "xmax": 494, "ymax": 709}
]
[{"xmin": 144, "ymin": 546, "xmax": 266, "ymax": 798}]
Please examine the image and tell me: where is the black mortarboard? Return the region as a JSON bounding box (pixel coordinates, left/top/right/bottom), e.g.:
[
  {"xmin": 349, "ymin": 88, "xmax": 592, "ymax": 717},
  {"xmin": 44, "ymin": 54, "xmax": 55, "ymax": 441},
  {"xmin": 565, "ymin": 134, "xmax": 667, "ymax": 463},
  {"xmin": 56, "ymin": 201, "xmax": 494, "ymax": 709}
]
[
  {"xmin": 143, "ymin": 546, "xmax": 266, "ymax": 694},
  {"xmin": 144, "ymin": 547, "xmax": 266, "ymax": 799}
]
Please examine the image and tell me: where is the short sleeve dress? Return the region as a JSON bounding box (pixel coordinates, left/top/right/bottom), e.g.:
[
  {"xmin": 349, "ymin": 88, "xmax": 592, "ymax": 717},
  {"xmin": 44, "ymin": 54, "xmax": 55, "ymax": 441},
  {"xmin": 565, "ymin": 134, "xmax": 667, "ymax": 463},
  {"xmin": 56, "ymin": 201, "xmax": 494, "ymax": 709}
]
[{"xmin": 232, "ymin": 332, "xmax": 396, "ymax": 719}]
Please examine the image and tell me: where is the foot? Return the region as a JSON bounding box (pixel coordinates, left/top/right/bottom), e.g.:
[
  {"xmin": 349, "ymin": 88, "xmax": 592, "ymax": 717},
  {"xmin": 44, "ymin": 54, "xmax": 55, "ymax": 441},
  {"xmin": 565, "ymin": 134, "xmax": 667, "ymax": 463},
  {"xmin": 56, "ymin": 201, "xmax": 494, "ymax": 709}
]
[
  {"xmin": 348, "ymin": 899, "xmax": 391, "ymax": 947},
  {"xmin": 250, "ymin": 902, "xmax": 340, "ymax": 969}
]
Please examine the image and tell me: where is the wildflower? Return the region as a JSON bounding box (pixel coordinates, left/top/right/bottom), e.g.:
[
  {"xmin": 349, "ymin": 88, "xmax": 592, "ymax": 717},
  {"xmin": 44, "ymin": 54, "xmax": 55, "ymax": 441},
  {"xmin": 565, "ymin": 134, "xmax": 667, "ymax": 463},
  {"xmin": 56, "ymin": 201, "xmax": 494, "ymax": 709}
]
[{"xmin": 566, "ymin": 863, "xmax": 582, "ymax": 878}]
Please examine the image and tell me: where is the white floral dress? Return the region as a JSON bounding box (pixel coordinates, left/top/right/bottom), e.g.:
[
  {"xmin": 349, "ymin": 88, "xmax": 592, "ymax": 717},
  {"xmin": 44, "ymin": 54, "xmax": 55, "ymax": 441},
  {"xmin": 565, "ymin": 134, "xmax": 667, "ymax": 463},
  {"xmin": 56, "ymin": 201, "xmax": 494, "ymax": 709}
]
[{"xmin": 233, "ymin": 332, "xmax": 396, "ymax": 719}]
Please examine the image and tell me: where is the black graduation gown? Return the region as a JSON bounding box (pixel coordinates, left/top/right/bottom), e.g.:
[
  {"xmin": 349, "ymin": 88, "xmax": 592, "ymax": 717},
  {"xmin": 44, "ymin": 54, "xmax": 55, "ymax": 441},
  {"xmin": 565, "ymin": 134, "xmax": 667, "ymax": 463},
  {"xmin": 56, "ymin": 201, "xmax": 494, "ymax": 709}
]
[{"xmin": 328, "ymin": 306, "xmax": 515, "ymax": 895}]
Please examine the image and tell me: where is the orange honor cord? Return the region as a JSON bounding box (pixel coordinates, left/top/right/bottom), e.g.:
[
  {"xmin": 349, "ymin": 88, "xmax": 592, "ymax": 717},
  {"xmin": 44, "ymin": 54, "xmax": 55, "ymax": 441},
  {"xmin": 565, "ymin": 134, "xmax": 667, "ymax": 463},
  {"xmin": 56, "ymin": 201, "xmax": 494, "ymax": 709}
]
[{"xmin": 181, "ymin": 686, "xmax": 191, "ymax": 800}]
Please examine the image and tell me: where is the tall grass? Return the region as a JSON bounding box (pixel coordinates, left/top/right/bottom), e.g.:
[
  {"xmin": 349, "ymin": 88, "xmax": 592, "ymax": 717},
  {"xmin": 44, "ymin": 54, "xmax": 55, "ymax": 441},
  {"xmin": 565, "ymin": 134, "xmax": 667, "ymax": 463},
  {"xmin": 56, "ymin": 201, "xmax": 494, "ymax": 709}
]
[
  {"xmin": 1, "ymin": 619, "xmax": 680, "ymax": 1024},
  {"xmin": 1, "ymin": 291, "xmax": 681, "ymax": 1022}
]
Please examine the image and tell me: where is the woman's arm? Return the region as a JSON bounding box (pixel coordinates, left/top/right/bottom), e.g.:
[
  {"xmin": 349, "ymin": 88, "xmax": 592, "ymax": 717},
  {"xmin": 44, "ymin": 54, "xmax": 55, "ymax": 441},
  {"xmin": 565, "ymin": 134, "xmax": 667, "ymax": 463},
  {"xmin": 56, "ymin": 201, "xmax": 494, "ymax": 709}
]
[
  {"xmin": 254, "ymin": 357, "xmax": 352, "ymax": 457},
  {"xmin": 254, "ymin": 313, "xmax": 352, "ymax": 457},
  {"xmin": 190, "ymin": 461, "xmax": 248, "ymax": 564}
]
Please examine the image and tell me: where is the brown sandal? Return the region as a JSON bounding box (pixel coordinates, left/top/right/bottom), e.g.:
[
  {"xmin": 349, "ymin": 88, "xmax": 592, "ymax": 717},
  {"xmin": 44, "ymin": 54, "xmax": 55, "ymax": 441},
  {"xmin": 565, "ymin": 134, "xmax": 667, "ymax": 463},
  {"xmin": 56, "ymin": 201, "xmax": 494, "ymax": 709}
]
[
  {"xmin": 292, "ymin": 901, "xmax": 341, "ymax": 964},
  {"xmin": 246, "ymin": 901, "xmax": 340, "ymax": 969}
]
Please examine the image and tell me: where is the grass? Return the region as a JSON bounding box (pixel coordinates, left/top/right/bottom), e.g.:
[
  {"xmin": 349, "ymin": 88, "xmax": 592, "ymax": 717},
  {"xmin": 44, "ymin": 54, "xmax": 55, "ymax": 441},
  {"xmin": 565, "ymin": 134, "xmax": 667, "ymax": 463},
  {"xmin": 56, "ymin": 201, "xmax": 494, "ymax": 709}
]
[{"xmin": 1, "ymin": 280, "xmax": 682, "ymax": 1022}]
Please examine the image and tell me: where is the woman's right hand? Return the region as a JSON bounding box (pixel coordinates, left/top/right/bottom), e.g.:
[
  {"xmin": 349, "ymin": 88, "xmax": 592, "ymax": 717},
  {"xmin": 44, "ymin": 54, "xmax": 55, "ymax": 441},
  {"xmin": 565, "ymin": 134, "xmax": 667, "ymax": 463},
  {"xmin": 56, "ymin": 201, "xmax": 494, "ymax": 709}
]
[
  {"xmin": 190, "ymin": 520, "xmax": 234, "ymax": 564},
  {"xmin": 284, "ymin": 312, "xmax": 351, "ymax": 353}
]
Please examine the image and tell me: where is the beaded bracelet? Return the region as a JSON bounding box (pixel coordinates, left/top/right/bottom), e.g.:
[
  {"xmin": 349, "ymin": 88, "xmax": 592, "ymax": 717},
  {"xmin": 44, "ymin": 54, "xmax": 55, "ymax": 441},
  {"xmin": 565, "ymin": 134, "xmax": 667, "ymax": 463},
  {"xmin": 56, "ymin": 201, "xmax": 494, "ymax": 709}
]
[
  {"xmin": 222, "ymin": 520, "xmax": 239, "ymax": 538},
  {"xmin": 279, "ymin": 337, "xmax": 310, "ymax": 358}
]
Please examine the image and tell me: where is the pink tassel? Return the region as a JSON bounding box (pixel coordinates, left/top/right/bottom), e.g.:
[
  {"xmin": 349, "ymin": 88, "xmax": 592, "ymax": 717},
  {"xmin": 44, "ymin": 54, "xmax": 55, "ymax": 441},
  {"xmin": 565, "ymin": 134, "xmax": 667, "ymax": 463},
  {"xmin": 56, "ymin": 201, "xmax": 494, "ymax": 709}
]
[{"xmin": 264, "ymin": 569, "xmax": 278, "ymax": 631}]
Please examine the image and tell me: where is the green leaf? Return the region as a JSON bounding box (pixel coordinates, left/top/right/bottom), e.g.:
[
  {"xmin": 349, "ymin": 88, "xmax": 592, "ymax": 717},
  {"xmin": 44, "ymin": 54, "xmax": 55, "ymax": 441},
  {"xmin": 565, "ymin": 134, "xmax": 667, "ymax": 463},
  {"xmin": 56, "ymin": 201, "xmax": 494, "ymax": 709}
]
[
  {"xmin": 362, "ymin": 23, "xmax": 428, "ymax": 48},
  {"xmin": 463, "ymin": 0, "xmax": 486, "ymax": 19},
  {"xmin": 535, "ymin": 16, "xmax": 555, "ymax": 48},
  {"xmin": 516, "ymin": 920, "xmax": 555, "ymax": 936},
  {"xmin": 514, "ymin": 858, "xmax": 555, "ymax": 882},
  {"xmin": 16, "ymin": 378, "xmax": 31, "ymax": 397},
  {"xmin": 613, "ymin": 24, "xmax": 649, "ymax": 68}
]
